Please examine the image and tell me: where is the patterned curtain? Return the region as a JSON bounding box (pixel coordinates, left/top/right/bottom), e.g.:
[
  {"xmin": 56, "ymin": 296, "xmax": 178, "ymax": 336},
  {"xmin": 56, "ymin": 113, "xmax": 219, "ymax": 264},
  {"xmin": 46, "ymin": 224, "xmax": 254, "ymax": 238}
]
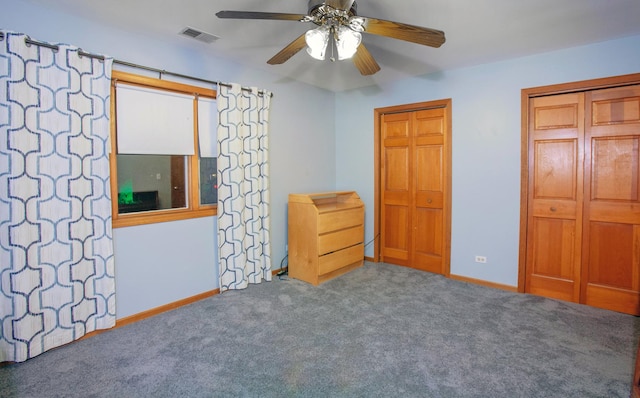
[
  {"xmin": 0, "ymin": 31, "xmax": 115, "ymax": 363},
  {"xmin": 217, "ymin": 84, "xmax": 272, "ymax": 292}
]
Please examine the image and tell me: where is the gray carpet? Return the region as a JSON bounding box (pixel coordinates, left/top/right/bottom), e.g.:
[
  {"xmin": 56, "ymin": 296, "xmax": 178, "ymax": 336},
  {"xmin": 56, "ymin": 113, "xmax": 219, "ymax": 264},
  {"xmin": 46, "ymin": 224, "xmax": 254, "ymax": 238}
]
[{"xmin": 1, "ymin": 262, "xmax": 638, "ymax": 397}]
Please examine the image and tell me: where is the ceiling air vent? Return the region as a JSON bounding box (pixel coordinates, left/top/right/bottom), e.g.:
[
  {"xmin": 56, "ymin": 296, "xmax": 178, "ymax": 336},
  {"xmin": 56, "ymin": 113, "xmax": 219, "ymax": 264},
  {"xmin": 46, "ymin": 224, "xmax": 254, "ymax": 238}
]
[{"xmin": 179, "ymin": 27, "xmax": 219, "ymax": 44}]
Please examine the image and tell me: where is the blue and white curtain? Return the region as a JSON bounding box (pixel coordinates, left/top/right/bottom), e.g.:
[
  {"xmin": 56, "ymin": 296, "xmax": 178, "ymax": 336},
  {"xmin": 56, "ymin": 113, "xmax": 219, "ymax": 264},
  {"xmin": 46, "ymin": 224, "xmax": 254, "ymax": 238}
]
[
  {"xmin": 217, "ymin": 83, "xmax": 272, "ymax": 292},
  {"xmin": 0, "ymin": 31, "xmax": 115, "ymax": 363}
]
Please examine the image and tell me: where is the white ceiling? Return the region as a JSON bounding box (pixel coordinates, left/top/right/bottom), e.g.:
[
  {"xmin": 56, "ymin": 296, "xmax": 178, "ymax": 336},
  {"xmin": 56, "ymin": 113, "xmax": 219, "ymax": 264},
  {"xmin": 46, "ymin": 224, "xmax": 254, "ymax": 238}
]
[{"xmin": 23, "ymin": 0, "xmax": 640, "ymax": 92}]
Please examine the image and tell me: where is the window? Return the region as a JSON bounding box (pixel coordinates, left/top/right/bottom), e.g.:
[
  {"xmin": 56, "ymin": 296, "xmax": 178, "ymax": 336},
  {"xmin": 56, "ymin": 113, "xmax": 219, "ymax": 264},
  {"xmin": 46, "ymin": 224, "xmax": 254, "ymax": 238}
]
[{"xmin": 110, "ymin": 71, "xmax": 217, "ymax": 227}]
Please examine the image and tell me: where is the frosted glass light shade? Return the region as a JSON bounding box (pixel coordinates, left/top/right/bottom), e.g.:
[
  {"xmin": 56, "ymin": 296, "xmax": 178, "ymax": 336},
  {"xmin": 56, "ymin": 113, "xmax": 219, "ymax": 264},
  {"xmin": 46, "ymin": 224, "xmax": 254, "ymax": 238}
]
[
  {"xmin": 336, "ymin": 26, "xmax": 362, "ymax": 60},
  {"xmin": 305, "ymin": 26, "xmax": 330, "ymax": 60}
]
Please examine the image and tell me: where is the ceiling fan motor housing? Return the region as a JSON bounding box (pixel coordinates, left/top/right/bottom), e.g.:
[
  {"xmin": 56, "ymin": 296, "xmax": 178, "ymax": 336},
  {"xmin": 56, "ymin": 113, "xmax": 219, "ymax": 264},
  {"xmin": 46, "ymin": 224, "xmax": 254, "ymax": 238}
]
[{"xmin": 308, "ymin": 0, "xmax": 358, "ymax": 24}]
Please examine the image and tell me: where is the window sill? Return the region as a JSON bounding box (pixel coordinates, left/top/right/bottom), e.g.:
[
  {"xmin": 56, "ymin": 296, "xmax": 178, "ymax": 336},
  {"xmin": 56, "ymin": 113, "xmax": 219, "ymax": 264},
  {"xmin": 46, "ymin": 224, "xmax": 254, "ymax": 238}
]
[{"xmin": 113, "ymin": 207, "xmax": 217, "ymax": 228}]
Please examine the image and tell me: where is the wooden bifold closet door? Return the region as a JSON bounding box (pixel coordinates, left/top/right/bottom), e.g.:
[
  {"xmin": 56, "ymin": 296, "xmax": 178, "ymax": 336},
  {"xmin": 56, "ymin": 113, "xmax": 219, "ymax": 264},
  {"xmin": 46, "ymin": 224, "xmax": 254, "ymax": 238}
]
[
  {"xmin": 525, "ymin": 84, "xmax": 640, "ymax": 315},
  {"xmin": 378, "ymin": 100, "xmax": 451, "ymax": 276}
]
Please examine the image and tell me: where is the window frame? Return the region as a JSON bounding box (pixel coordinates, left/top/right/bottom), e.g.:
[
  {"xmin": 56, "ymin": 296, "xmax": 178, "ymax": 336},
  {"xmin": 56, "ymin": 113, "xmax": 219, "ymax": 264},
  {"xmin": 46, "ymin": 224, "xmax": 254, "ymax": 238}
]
[{"xmin": 109, "ymin": 70, "xmax": 217, "ymax": 228}]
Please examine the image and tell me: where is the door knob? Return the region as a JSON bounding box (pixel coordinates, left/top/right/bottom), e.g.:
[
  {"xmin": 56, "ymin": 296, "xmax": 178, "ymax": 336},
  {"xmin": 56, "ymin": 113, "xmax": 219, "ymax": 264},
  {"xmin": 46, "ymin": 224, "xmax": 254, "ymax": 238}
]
[{"xmin": 427, "ymin": 199, "xmax": 432, "ymax": 204}]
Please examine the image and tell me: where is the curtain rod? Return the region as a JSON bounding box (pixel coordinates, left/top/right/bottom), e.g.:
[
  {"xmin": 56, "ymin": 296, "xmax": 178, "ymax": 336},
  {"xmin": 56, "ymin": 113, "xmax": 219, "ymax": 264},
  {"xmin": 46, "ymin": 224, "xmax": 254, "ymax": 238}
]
[{"xmin": 0, "ymin": 32, "xmax": 272, "ymax": 97}]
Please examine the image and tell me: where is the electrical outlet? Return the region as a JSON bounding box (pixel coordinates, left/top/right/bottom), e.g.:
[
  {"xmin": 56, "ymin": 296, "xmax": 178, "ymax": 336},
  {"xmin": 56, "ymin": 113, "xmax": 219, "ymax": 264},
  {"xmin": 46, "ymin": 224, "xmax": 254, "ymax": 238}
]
[
  {"xmin": 285, "ymin": 244, "xmax": 288, "ymax": 252},
  {"xmin": 475, "ymin": 256, "xmax": 487, "ymax": 263}
]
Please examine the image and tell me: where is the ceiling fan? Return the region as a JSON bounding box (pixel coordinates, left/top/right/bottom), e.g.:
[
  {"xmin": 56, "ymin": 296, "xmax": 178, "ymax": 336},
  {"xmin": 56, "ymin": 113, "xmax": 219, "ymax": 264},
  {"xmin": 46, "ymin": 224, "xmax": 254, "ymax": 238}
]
[{"xmin": 216, "ymin": 0, "xmax": 445, "ymax": 76}]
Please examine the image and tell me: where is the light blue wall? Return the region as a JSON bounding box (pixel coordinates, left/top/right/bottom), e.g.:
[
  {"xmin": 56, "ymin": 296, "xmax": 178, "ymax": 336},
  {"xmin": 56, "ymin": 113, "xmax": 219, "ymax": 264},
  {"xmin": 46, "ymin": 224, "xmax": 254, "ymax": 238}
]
[
  {"xmin": 2, "ymin": 0, "xmax": 336, "ymax": 318},
  {"xmin": 113, "ymin": 218, "xmax": 217, "ymax": 317},
  {"xmin": 335, "ymin": 34, "xmax": 640, "ymax": 287}
]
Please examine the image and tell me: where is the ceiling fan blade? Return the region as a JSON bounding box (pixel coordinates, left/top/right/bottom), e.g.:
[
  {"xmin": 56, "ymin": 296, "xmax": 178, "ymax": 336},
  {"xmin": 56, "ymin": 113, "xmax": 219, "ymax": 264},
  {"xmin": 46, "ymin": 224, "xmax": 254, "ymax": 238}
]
[
  {"xmin": 360, "ymin": 16, "xmax": 446, "ymax": 48},
  {"xmin": 325, "ymin": 0, "xmax": 355, "ymax": 11},
  {"xmin": 216, "ymin": 11, "xmax": 307, "ymax": 21},
  {"xmin": 352, "ymin": 44, "xmax": 381, "ymax": 76},
  {"xmin": 267, "ymin": 34, "xmax": 308, "ymax": 65}
]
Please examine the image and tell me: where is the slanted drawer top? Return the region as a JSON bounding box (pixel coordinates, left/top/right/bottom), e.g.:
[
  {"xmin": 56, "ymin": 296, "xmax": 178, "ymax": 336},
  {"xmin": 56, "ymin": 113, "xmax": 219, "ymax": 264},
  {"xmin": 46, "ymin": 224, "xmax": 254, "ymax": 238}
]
[{"xmin": 289, "ymin": 191, "xmax": 362, "ymax": 208}]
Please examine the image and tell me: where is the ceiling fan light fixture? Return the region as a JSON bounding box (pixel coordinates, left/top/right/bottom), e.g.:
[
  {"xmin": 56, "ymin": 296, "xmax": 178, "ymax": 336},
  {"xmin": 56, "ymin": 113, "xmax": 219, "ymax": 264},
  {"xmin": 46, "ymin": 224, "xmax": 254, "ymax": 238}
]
[
  {"xmin": 305, "ymin": 26, "xmax": 330, "ymax": 60},
  {"xmin": 216, "ymin": 3, "xmax": 446, "ymax": 75},
  {"xmin": 336, "ymin": 26, "xmax": 361, "ymax": 60}
]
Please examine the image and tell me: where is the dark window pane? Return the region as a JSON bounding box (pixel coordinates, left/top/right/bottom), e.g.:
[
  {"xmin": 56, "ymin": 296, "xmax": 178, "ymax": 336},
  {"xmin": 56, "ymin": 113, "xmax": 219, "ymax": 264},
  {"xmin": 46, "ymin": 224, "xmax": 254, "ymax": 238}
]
[
  {"xmin": 200, "ymin": 157, "xmax": 217, "ymax": 205},
  {"xmin": 117, "ymin": 154, "xmax": 187, "ymax": 213}
]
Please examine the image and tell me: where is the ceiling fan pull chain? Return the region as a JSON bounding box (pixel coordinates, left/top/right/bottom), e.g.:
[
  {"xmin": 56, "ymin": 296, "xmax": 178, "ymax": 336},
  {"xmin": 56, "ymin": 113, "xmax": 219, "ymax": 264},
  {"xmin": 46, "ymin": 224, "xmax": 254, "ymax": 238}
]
[{"xmin": 330, "ymin": 32, "xmax": 336, "ymax": 62}]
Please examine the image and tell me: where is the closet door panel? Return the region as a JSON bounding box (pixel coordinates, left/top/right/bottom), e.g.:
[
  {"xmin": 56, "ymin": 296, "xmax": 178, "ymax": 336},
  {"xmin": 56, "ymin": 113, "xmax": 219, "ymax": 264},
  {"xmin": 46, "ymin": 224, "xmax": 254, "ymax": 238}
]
[
  {"xmin": 591, "ymin": 95, "xmax": 640, "ymax": 126},
  {"xmin": 413, "ymin": 108, "xmax": 446, "ymax": 273},
  {"xmin": 587, "ymin": 223, "xmax": 635, "ymax": 289},
  {"xmin": 533, "ymin": 140, "xmax": 578, "ymax": 200},
  {"xmin": 383, "ymin": 205, "xmax": 410, "ymax": 260},
  {"xmin": 528, "ymin": 217, "xmax": 578, "ymax": 301},
  {"xmin": 591, "ymin": 137, "xmax": 639, "ymax": 201},
  {"xmin": 381, "ymin": 113, "xmax": 412, "ymax": 265},
  {"xmin": 583, "ymin": 85, "xmax": 640, "ymax": 315},
  {"xmin": 585, "ymin": 221, "xmax": 640, "ymax": 314},
  {"xmin": 414, "ymin": 207, "xmax": 444, "ymax": 272},
  {"xmin": 526, "ymin": 93, "xmax": 584, "ymax": 302}
]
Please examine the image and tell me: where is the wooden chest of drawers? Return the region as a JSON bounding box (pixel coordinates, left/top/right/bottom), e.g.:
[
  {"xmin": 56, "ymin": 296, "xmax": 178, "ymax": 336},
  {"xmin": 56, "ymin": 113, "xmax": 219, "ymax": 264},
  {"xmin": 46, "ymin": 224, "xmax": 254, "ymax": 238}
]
[{"xmin": 288, "ymin": 191, "xmax": 364, "ymax": 285}]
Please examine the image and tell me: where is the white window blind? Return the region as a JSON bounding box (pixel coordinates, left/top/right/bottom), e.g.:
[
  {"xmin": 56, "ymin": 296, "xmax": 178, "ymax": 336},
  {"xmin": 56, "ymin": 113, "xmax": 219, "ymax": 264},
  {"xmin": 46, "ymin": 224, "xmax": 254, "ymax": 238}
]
[
  {"xmin": 197, "ymin": 97, "xmax": 218, "ymax": 158},
  {"xmin": 116, "ymin": 83, "xmax": 195, "ymax": 155}
]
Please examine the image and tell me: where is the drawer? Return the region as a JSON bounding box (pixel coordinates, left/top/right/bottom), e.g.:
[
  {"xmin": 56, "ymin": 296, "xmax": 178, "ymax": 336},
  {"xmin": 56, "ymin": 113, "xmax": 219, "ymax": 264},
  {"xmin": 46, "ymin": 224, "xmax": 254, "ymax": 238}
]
[
  {"xmin": 317, "ymin": 207, "xmax": 363, "ymax": 234},
  {"xmin": 318, "ymin": 225, "xmax": 364, "ymax": 255},
  {"xmin": 318, "ymin": 244, "xmax": 364, "ymax": 275}
]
